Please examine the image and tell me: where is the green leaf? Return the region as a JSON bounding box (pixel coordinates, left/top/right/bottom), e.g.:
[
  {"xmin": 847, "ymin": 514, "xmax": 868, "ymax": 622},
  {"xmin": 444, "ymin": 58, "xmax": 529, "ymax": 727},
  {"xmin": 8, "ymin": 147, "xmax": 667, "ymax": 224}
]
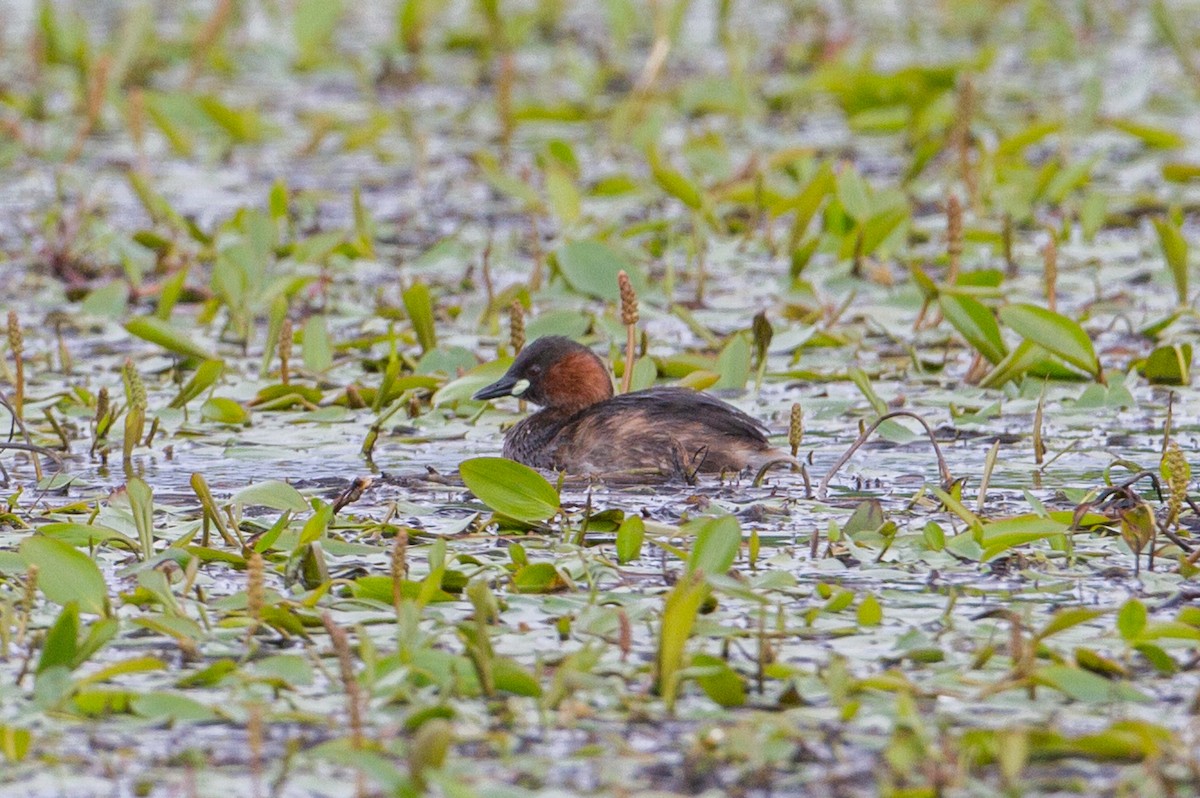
[
  {"xmin": 37, "ymin": 523, "xmax": 136, "ymax": 549},
  {"xmin": 998, "ymin": 304, "xmax": 1099, "ymax": 378},
  {"xmin": 298, "ymin": 502, "xmax": 333, "ymax": 547},
  {"xmin": 294, "ymin": 0, "xmax": 343, "ymax": 69},
  {"xmin": 1036, "ymin": 608, "xmax": 1105, "ymax": 642},
  {"xmin": 940, "ymin": 294, "xmax": 1006, "ymax": 363},
  {"xmin": 402, "ymin": 282, "xmax": 438, "ymax": 353},
  {"xmin": 646, "ymin": 148, "xmax": 704, "ymax": 210},
  {"xmin": 922, "ymin": 521, "xmax": 945, "ymax": 551},
  {"xmin": 654, "ymin": 571, "xmax": 707, "ymax": 710},
  {"xmin": 848, "ymin": 367, "xmax": 888, "ymax": 416},
  {"xmin": 252, "ymin": 512, "xmax": 293, "ymax": 554},
  {"xmin": 686, "ymin": 514, "xmax": 741, "ymax": 577},
  {"xmin": 555, "ymin": 240, "xmax": 646, "ymax": 302},
  {"xmin": 37, "ymin": 602, "xmax": 79, "ymax": 674},
  {"xmin": 200, "ymin": 397, "xmax": 249, "ymax": 425},
  {"xmin": 232, "ymin": 481, "xmax": 310, "ymax": 513},
  {"xmin": 629, "ymin": 355, "xmax": 658, "ymax": 392},
  {"xmin": 997, "ymin": 120, "xmax": 1062, "ymax": 158},
  {"xmin": 459, "ymin": 457, "xmax": 560, "ymax": 523},
  {"xmin": 75, "ymin": 656, "xmax": 168, "ymax": 688},
  {"xmin": 197, "ymin": 96, "xmax": 266, "ymax": 143},
  {"xmin": 1109, "ymin": 118, "xmax": 1185, "ymax": 149},
  {"xmin": 168, "ymin": 360, "xmax": 224, "ymax": 409},
  {"xmin": 0, "ymin": 725, "xmax": 32, "ymax": 763},
  {"xmin": 844, "ymin": 499, "xmax": 886, "ymax": 536},
  {"xmin": 1139, "ymin": 343, "xmax": 1192, "ymax": 385},
  {"xmin": 1080, "ymin": 192, "xmax": 1108, "ymax": 242},
  {"xmin": 269, "ymin": 179, "xmax": 289, "ymax": 221},
  {"xmin": 1035, "ymin": 665, "xmax": 1150, "ymax": 703},
  {"xmin": 835, "ymin": 167, "xmax": 873, "ymax": 223},
  {"xmin": 525, "ymin": 309, "xmax": 593, "ymax": 341},
  {"xmin": 127, "ymin": 477, "xmax": 155, "ymax": 561},
  {"xmin": 125, "ymin": 316, "xmax": 215, "ymax": 361},
  {"xmin": 616, "ymin": 515, "xmax": 645, "ymax": 563},
  {"xmin": 142, "ymin": 93, "xmax": 195, "ymax": 157},
  {"xmin": 690, "ymin": 653, "xmax": 746, "ymax": 707},
  {"xmin": 80, "ymin": 281, "xmax": 128, "ymax": 319},
  {"xmin": 512, "ymin": 562, "xmax": 568, "ymax": 593},
  {"xmin": 857, "ymin": 594, "xmax": 883, "ymax": 626},
  {"xmin": 712, "ymin": 333, "xmax": 751, "ymax": 390},
  {"xmin": 545, "ymin": 164, "xmax": 581, "ymax": 225},
  {"xmin": 20, "ymin": 537, "xmax": 108, "ymax": 616},
  {"xmin": 979, "ymin": 340, "xmax": 1046, "ymax": 389},
  {"xmin": 302, "ymin": 315, "xmax": 333, "ymax": 373},
  {"xmin": 1134, "ymin": 643, "xmax": 1177, "ymax": 674},
  {"xmin": 432, "ymin": 357, "xmax": 512, "ymax": 406},
  {"xmin": 492, "ymin": 657, "xmax": 542, "ymax": 697},
  {"xmin": 908, "ymin": 262, "xmax": 938, "ymax": 300},
  {"xmin": 475, "ymin": 150, "xmax": 543, "ymax": 209},
  {"xmin": 132, "ymin": 692, "xmax": 219, "ymax": 723},
  {"xmin": 1163, "ymin": 162, "xmax": 1200, "ymax": 183},
  {"xmin": 1153, "ymin": 217, "xmax": 1189, "ymax": 306},
  {"xmin": 1118, "ymin": 599, "xmax": 1147, "ymax": 641},
  {"xmin": 980, "ymin": 522, "xmax": 1069, "ymax": 562}
]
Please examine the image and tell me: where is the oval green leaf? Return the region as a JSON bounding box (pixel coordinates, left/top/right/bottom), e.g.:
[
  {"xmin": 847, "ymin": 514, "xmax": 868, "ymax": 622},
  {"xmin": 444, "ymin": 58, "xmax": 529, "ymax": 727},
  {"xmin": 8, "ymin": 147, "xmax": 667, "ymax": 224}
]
[
  {"xmin": 201, "ymin": 397, "xmax": 249, "ymax": 425},
  {"xmin": 998, "ymin": 303, "xmax": 1099, "ymax": 377},
  {"xmin": 691, "ymin": 653, "xmax": 747, "ymax": 707},
  {"xmin": 512, "ymin": 562, "xmax": 568, "ymax": 594},
  {"xmin": 232, "ymin": 480, "xmax": 310, "ymax": 512},
  {"xmin": 555, "ymin": 240, "xmax": 646, "ymax": 302},
  {"xmin": 940, "ymin": 293, "xmax": 1006, "ymax": 364},
  {"xmin": 459, "ymin": 457, "xmax": 560, "ymax": 523},
  {"xmin": 686, "ymin": 514, "xmax": 741, "ymax": 577},
  {"xmin": 20, "ymin": 536, "xmax": 109, "ymax": 616},
  {"xmin": 616, "ymin": 515, "xmax": 646, "ymax": 564},
  {"xmin": 125, "ymin": 316, "xmax": 215, "ymax": 361}
]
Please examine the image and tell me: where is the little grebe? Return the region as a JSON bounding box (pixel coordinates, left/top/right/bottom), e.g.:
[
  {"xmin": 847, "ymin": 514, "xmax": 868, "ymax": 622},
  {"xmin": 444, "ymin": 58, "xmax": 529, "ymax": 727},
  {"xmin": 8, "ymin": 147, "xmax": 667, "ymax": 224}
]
[{"xmin": 473, "ymin": 336, "xmax": 783, "ymax": 476}]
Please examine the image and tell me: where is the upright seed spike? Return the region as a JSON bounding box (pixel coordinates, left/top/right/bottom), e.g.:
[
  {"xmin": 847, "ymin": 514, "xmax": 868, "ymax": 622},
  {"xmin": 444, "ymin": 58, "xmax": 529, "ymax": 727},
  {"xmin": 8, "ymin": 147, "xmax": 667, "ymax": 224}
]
[
  {"xmin": 246, "ymin": 551, "xmax": 264, "ymax": 640},
  {"xmin": 509, "ymin": 301, "xmax": 528, "ymax": 411},
  {"xmin": 246, "ymin": 701, "xmax": 264, "ymax": 797},
  {"xmin": 788, "ymin": 403, "xmax": 804, "ymax": 460},
  {"xmin": 946, "ymin": 194, "xmax": 963, "ymax": 285},
  {"xmin": 278, "ymin": 318, "xmax": 293, "ymax": 385},
  {"xmin": 122, "ymin": 359, "xmax": 147, "ymax": 466},
  {"xmin": 954, "ymin": 74, "xmax": 978, "ymax": 208},
  {"xmin": 1161, "ymin": 441, "xmax": 1190, "ymax": 532},
  {"xmin": 1042, "ymin": 234, "xmax": 1058, "ymax": 312},
  {"xmin": 618, "ymin": 270, "xmax": 639, "ymax": 394},
  {"xmin": 16, "ymin": 564, "xmax": 38, "ymax": 647},
  {"xmin": 322, "ymin": 612, "xmax": 364, "ymax": 760},
  {"xmin": 509, "ymin": 301, "xmax": 525, "ymax": 354},
  {"xmin": 8, "ymin": 311, "xmax": 24, "ymax": 420}
]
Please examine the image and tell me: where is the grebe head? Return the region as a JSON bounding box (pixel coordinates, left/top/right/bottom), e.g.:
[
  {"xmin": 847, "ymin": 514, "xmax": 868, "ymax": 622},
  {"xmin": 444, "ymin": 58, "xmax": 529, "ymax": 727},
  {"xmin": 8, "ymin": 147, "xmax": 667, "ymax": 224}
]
[{"xmin": 474, "ymin": 336, "xmax": 614, "ymax": 411}]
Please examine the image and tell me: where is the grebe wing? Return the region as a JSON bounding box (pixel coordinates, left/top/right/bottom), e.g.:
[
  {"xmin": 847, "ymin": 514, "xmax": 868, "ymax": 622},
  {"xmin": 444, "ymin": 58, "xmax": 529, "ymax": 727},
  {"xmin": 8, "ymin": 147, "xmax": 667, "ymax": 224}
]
[{"xmin": 591, "ymin": 387, "xmax": 770, "ymax": 443}]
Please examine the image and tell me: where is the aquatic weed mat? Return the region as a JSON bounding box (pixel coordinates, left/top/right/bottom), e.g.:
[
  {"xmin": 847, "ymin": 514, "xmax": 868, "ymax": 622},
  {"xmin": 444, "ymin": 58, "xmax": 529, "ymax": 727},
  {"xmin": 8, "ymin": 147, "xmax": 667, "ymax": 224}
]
[{"xmin": 2, "ymin": 0, "xmax": 1200, "ymax": 796}]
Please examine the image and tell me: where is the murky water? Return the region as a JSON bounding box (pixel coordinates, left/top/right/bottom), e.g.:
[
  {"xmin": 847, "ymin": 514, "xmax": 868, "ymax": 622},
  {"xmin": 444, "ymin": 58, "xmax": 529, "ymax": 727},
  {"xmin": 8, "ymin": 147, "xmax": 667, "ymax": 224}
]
[{"xmin": 3, "ymin": 1, "xmax": 1200, "ymax": 796}]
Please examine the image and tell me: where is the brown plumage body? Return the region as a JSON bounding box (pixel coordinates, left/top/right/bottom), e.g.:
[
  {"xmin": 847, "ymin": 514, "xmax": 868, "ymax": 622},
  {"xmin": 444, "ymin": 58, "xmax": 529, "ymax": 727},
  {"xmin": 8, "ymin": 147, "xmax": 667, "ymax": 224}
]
[{"xmin": 474, "ymin": 337, "xmax": 780, "ymax": 476}]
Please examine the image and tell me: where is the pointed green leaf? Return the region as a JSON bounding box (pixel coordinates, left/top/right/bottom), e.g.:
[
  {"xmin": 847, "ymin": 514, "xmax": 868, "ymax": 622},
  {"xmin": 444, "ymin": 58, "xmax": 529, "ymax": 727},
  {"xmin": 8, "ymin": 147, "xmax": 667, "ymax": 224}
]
[
  {"xmin": 459, "ymin": 457, "xmax": 560, "ymax": 523},
  {"xmin": 1153, "ymin": 217, "xmax": 1189, "ymax": 306},
  {"xmin": 940, "ymin": 294, "xmax": 1006, "ymax": 363},
  {"xmin": 998, "ymin": 303, "xmax": 1099, "ymax": 377},
  {"xmin": 20, "ymin": 537, "xmax": 108, "ymax": 616},
  {"xmin": 125, "ymin": 317, "xmax": 215, "ymax": 361}
]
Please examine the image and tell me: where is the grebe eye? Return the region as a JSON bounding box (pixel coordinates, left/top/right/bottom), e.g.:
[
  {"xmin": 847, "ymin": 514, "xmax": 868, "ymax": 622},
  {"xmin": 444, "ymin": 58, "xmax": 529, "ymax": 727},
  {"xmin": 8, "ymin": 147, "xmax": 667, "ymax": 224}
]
[{"xmin": 527, "ymin": 364, "xmax": 542, "ymax": 377}]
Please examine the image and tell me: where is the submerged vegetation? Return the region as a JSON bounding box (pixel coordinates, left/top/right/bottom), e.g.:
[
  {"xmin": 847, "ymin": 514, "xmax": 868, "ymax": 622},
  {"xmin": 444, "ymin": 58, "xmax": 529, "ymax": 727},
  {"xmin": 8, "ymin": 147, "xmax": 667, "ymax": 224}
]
[{"xmin": 1, "ymin": 0, "xmax": 1200, "ymax": 795}]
